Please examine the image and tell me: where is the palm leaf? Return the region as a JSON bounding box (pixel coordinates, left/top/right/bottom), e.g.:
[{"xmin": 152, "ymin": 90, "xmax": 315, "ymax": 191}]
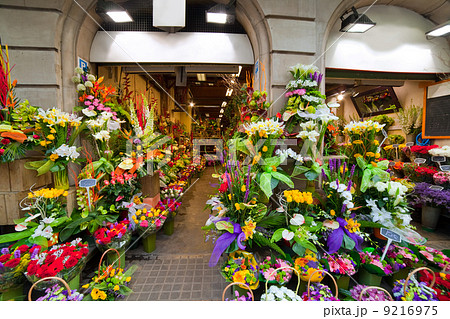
[{"xmin": 252, "ymin": 232, "xmax": 286, "ymax": 258}]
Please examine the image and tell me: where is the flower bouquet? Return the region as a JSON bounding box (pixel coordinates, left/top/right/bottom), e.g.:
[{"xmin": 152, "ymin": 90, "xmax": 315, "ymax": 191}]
[
  {"xmin": 323, "ymin": 252, "xmax": 357, "ymax": 290},
  {"xmin": 259, "ymin": 256, "xmax": 293, "ymax": 286},
  {"xmin": 392, "ymin": 268, "xmax": 438, "ymax": 301},
  {"xmin": 386, "ymin": 244, "xmax": 420, "ymax": 273},
  {"xmin": 35, "ymin": 283, "xmax": 84, "ymax": 301},
  {"xmin": 414, "ymin": 245, "xmax": 450, "ymax": 271},
  {"xmin": 419, "ymin": 269, "xmax": 450, "ymax": 301},
  {"xmin": 82, "ymin": 260, "xmax": 137, "ymax": 301},
  {"xmin": 0, "ymin": 244, "xmax": 39, "ymax": 300},
  {"xmin": 350, "ymin": 284, "xmax": 392, "ymax": 301},
  {"xmin": 25, "ymin": 238, "xmax": 88, "ymax": 290},
  {"xmin": 294, "ymin": 250, "xmax": 324, "ymax": 283},
  {"xmin": 433, "ymin": 171, "xmax": 450, "ymax": 189},
  {"xmin": 302, "ymin": 282, "xmax": 339, "ymax": 301},
  {"xmin": 131, "ymin": 207, "xmax": 167, "ymax": 253},
  {"xmin": 101, "ymin": 171, "xmax": 139, "ymax": 207},
  {"xmin": 156, "ymin": 198, "xmax": 181, "ymax": 236},
  {"xmin": 343, "ymin": 120, "xmax": 384, "ymax": 165},
  {"xmin": 358, "ymin": 248, "xmax": 393, "ymax": 286},
  {"xmin": 261, "ymin": 285, "xmax": 302, "ymax": 301},
  {"xmin": 93, "ymin": 220, "xmax": 131, "ymax": 267},
  {"xmin": 221, "ymin": 250, "xmax": 259, "ymax": 292}
]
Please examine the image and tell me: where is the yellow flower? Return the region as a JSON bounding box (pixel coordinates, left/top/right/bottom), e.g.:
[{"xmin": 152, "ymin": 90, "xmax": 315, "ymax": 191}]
[
  {"xmin": 352, "ymin": 140, "xmax": 363, "ymax": 145},
  {"xmin": 374, "ymin": 140, "xmax": 379, "ymax": 146},
  {"xmin": 330, "ymin": 209, "xmax": 336, "ymax": 216},
  {"xmin": 241, "ymin": 185, "xmax": 246, "ymax": 192},
  {"xmin": 366, "ymin": 152, "xmax": 375, "ymax": 157},
  {"xmin": 228, "ymin": 194, "xmax": 232, "ymax": 200},
  {"xmin": 262, "ymin": 146, "xmax": 268, "ymax": 152},
  {"xmin": 354, "ymin": 153, "xmax": 362, "ymax": 158},
  {"xmin": 82, "ymin": 284, "xmax": 90, "ymax": 289},
  {"xmin": 47, "ymin": 134, "xmax": 55, "ymax": 140},
  {"xmin": 384, "ymin": 145, "xmax": 393, "ymax": 151},
  {"xmin": 50, "ymin": 127, "xmax": 57, "ymax": 134},
  {"xmin": 126, "ymin": 277, "xmax": 131, "ymax": 282},
  {"xmin": 49, "ymin": 153, "xmax": 59, "ymax": 161},
  {"xmin": 114, "ymin": 285, "xmax": 120, "ymax": 291},
  {"xmin": 241, "ymin": 220, "xmax": 256, "ymax": 239},
  {"xmin": 375, "ymin": 153, "xmax": 381, "ymax": 158},
  {"xmin": 39, "ymin": 140, "xmax": 48, "ymax": 147},
  {"xmin": 235, "ymin": 203, "xmax": 241, "ymax": 211}
]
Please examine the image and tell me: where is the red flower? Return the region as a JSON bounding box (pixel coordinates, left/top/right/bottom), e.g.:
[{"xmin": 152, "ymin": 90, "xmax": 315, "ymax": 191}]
[
  {"xmin": 64, "ymin": 256, "xmax": 79, "ymax": 269},
  {"xmin": 45, "ymin": 254, "xmax": 56, "ymax": 264},
  {"xmin": 0, "ymin": 149, "xmax": 4, "ymax": 156},
  {"xmin": 80, "ymin": 247, "xmax": 89, "ymax": 256},
  {"xmin": 17, "ymin": 245, "xmax": 29, "ymax": 254},
  {"xmin": 1, "ymin": 139, "xmax": 11, "ymax": 145},
  {"xmin": 276, "ymin": 112, "xmax": 282, "ymax": 119},
  {"xmin": 4, "ymin": 258, "xmax": 21, "ymax": 268},
  {"xmin": 27, "ymin": 260, "xmax": 39, "ymax": 275},
  {"xmin": 218, "ymin": 182, "xmax": 228, "ymax": 193},
  {"xmin": 0, "ymin": 254, "xmax": 11, "ymax": 263},
  {"xmin": 101, "ymin": 236, "xmax": 111, "ymax": 245}
]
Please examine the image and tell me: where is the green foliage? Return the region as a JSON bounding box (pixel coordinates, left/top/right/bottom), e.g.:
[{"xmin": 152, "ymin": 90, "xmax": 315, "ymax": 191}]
[{"xmin": 252, "ymin": 232, "xmax": 286, "ymax": 258}]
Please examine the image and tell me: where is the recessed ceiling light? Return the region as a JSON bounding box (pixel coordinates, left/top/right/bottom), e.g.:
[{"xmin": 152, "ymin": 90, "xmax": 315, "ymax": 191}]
[
  {"xmin": 189, "ymin": 102, "xmax": 195, "ymax": 107},
  {"xmin": 205, "ymin": 113, "xmax": 209, "ymax": 117},
  {"xmin": 337, "ymin": 94, "xmax": 344, "ymax": 101},
  {"xmin": 197, "ymin": 74, "xmax": 206, "ymax": 81},
  {"xmin": 106, "ymin": 11, "xmax": 133, "ymax": 23}
]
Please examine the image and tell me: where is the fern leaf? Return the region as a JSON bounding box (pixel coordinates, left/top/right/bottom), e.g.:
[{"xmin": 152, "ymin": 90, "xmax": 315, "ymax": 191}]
[{"xmin": 253, "ymin": 232, "xmax": 286, "ymax": 258}]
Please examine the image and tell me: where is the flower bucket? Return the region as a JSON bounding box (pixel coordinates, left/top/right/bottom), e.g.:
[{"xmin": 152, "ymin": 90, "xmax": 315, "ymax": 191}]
[
  {"xmin": 386, "ymin": 267, "xmax": 411, "ymax": 287},
  {"xmin": 142, "ymin": 233, "xmax": 157, "ymax": 253},
  {"xmin": 106, "ymin": 248, "xmax": 126, "ymax": 269},
  {"xmin": 421, "ymin": 206, "xmax": 441, "ymax": 231},
  {"xmin": 358, "ymin": 268, "xmax": 382, "ymax": 286},
  {"xmin": 222, "ymin": 282, "xmax": 254, "ymax": 301},
  {"xmin": 28, "ymin": 277, "xmax": 71, "ymax": 301},
  {"xmin": 0, "ymin": 284, "xmax": 24, "ymax": 301},
  {"xmin": 53, "ymin": 168, "xmax": 69, "ymax": 190},
  {"xmin": 163, "ymin": 218, "xmax": 175, "ymax": 236}
]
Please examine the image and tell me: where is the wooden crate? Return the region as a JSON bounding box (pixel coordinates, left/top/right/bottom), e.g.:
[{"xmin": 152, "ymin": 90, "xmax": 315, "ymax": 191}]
[
  {"xmin": 139, "ymin": 171, "xmax": 161, "ymax": 198},
  {"xmin": 0, "ymin": 158, "xmax": 52, "ymax": 192},
  {"xmin": 0, "ymin": 190, "xmax": 29, "ymax": 225}
]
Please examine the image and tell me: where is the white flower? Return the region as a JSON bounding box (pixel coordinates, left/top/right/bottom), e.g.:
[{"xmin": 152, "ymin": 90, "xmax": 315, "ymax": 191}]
[
  {"xmin": 32, "ymin": 224, "xmax": 53, "ymax": 239},
  {"xmin": 290, "ymin": 214, "xmax": 305, "ymax": 226},
  {"xmin": 396, "ymin": 213, "xmax": 412, "ymax": 227},
  {"xmin": 340, "ymin": 190, "xmax": 352, "ymax": 201},
  {"xmin": 71, "ymin": 76, "xmax": 81, "ymax": 84},
  {"xmin": 329, "ymin": 181, "xmax": 347, "ymax": 193},
  {"xmin": 42, "ymin": 217, "xmax": 55, "ymax": 224},
  {"xmin": 300, "ymin": 121, "xmax": 316, "ymax": 131},
  {"xmin": 297, "ymin": 130, "xmax": 320, "ymax": 142},
  {"xmin": 327, "ymin": 102, "xmax": 340, "ymax": 108},
  {"xmin": 375, "ymin": 182, "xmax": 388, "ymax": 193},
  {"xmin": 53, "ymin": 144, "xmax": 80, "ymax": 160},
  {"xmin": 15, "ymin": 223, "xmax": 28, "ymax": 231},
  {"xmin": 282, "ymin": 229, "xmax": 294, "ymax": 241},
  {"xmin": 93, "ymin": 130, "xmax": 110, "ymax": 141},
  {"xmin": 74, "ymin": 67, "xmax": 83, "ymax": 74},
  {"xmin": 87, "ymin": 74, "xmax": 96, "ymax": 82},
  {"xmin": 82, "ymin": 108, "xmax": 97, "ymax": 117},
  {"xmin": 76, "ymin": 84, "xmax": 86, "ymax": 91},
  {"xmin": 107, "ymin": 119, "xmax": 122, "ymax": 131},
  {"xmin": 84, "ymin": 81, "xmax": 93, "ymax": 88}
]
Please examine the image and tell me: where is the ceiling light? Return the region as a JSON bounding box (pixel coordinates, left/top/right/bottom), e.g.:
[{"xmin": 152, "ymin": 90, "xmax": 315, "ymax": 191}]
[
  {"xmin": 220, "ymin": 108, "xmax": 224, "ymax": 114},
  {"xmin": 205, "ymin": 113, "xmax": 209, "ymax": 117},
  {"xmin": 206, "ymin": 2, "xmax": 236, "ymax": 24},
  {"xmin": 226, "ymin": 88, "xmax": 233, "ymax": 96},
  {"xmin": 221, "ymin": 101, "xmax": 227, "ymax": 108},
  {"xmin": 189, "ymin": 102, "xmax": 195, "ymax": 107},
  {"xmin": 339, "ymin": 7, "xmax": 375, "ymax": 33},
  {"xmin": 97, "ymin": 0, "xmax": 133, "ymax": 23},
  {"xmin": 106, "ymin": 11, "xmax": 133, "ymax": 23},
  {"xmin": 219, "ymin": 114, "xmax": 223, "ymax": 118},
  {"xmin": 197, "ymin": 74, "xmax": 206, "ymax": 81},
  {"xmin": 337, "ymin": 92, "xmax": 344, "ymax": 101},
  {"xmin": 426, "ymin": 21, "xmax": 450, "ymax": 37}
]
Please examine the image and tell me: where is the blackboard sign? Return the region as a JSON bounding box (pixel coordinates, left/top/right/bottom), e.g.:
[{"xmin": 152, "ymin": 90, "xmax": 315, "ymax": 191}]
[
  {"xmin": 79, "ymin": 179, "xmax": 97, "ymax": 188},
  {"xmin": 423, "ymin": 80, "xmax": 450, "ymax": 139},
  {"xmin": 380, "ymin": 228, "xmax": 401, "ymax": 242}
]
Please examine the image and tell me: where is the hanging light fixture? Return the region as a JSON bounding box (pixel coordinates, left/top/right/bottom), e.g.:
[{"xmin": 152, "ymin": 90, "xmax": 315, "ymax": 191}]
[
  {"xmin": 206, "ymin": 0, "xmax": 236, "ymax": 24},
  {"xmin": 339, "ymin": 7, "xmax": 375, "ymax": 33}
]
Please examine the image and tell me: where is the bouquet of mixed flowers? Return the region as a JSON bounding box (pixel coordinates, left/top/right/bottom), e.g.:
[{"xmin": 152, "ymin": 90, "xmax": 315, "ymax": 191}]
[
  {"xmin": 161, "ymin": 185, "xmax": 183, "ymax": 200},
  {"xmin": 414, "ymin": 245, "xmax": 450, "ymax": 270},
  {"xmin": 36, "ymin": 284, "xmax": 84, "ymax": 301},
  {"xmin": 25, "ymin": 238, "xmax": 88, "ymax": 290},
  {"xmin": 0, "ymin": 244, "xmax": 39, "ymax": 291},
  {"xmin": 261, "ymin": 285, "xmax": 302, "ymax": 301},
  {"xmin": 101, "ymin": 171, "xmax": 139, "ymax": 206},
  {"xmin": 156, "ymin": 198, "xmax": 181, "ymax": 219},
  {"xmin": 221, "ymin": 250, "xmax": 259, "ymax": 289},
  {"xmin": 433, "ymin": 171, "xmax": 450, "ymax": 189},
  {"xmin": 413, "ymin": 166, "xmax": 440, "ymax": 183},
  {"xmin": 93, "ymin": 220, "xmax": 131, "ymax": 251},
  {"xmin": 302, "ymin": 282, "xmax": 339, "ymax": 301},
  {"xmin": 350, "ymin": 284, "xmax": 392, "ymax": 301},
  {"xmin": 409, "ymin": 183, "xmax": 450, "ymax": 210},
  {"xmin": 294, "ymin": 250, "xmax": 324, "ymax": 282},
  {"xmin": 131, "ymin": 207, "xmax": 167, "ymax": 236},
  {"xmin": 1, "ymin": 187, "xmax": 70, "ymax": 247},
  {"xmin": 259, "ymin": 256, "xmax": 293, "ymax": 285},
  {"xmin": 323, "ymin": 252, "xmax": 357, "ymax": 277},
  {"xmin": 392, "ymin": 276, "xmax": 438, "ymax": 301},
  {"xmin": 343, "ymin": 120, "xmax": 384, "ymax": 164},
  {"xmin": 82, "ymin": 263, "xmax": 137, "ymax": 301},
  {"xmin": 385, "ymin": 244, "xmax": 420, "ymax": 272},
  {"xmin": 359, "ymin": 249, "xmax": 393, "ymax": 276},
  {"xmin": 419, "ymin": 269, "xmax": 450, "ymax": 301}
]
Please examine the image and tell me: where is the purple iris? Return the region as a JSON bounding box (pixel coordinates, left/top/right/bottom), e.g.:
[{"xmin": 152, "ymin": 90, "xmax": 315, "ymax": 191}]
[
  {"xmin": 327, "ymin": 217, "xmax": 363, "ymax": 254},
  {"xmin": 0, "ymin": 261, "xmax": 3, "ymax": 271}
]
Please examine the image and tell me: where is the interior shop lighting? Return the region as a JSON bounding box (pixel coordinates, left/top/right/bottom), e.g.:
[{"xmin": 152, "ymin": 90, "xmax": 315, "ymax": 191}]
[
  {"xmin": 97, "ymin": 0, "xmax": 133, "ymax": 23},
  {"xmin": 426, "ymin": 21, "xmax": 450, "ymax": 37},
  {"xmin": 337, "ymin": 92, "xmax": 344, "ymax": 101},
  {"xmin": 206, "ymin": 1, "xmax": 236, "ymax": 24},
  {"xmin": 339, "ymin": 6, "xmax": 375, "ymax": 33},
  {"xmin": 236, "ymin": 66, "xmax": 242, "ymax": 77},
  {"xmin": 197, "ymin": 74, "xmax": 206, "ymax": 81},
  {"xmin": 220, "ymin": 108, "xmax": 224, "ymax": 114}
]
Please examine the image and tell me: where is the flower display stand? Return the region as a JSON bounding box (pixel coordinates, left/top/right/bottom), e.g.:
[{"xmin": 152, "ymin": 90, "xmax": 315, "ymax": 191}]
[
  {"xmin": 106, "ymin": 248, "xmax": 126, "ymax": 268},
  {"xmin": 358, "ymin": 268, "xmax": 382, "ymax": 286},
  {"xmin": 0, "ymin": 284, "xmax": 24, "ymax": 301},
  {"xmin": 142, "ymin": 233, "xmax": 157, "ymax": 253},
  {"xmin": 421, "ymin": 206, "xmax": 441, "ymax": 231},
  {"xmin": 163, "ymin": 218, "xmax": 175, "ymax": 236}
]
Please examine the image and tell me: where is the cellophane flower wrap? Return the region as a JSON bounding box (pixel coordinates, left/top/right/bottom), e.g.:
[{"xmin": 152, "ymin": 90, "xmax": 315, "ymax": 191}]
[
  {"xmin": 350, "ymin": 284, "xmax": 391, "ymax": 301},
  {"xmin": 294, "ymin": 250, "xmax": 324, "ymax": 282},
  {"xmin": 385, "ymin": 244, "xmax": 419, "ymax": 272},
  {"xmin": 132, "ymin": 206, "xmax": 167, "ymax": 237},
  {"xmin": 261, "ymin": 285, "xmax": 302, "ymax": 301},
  {"xmin": 0, "ymin": 244, "xmax": 39, "ymax": 291},
  {"xmin": 415, "ymin": 245, "xmax": 450, "ymax": 270},
  {"xmin": 302, "ymin": 282, "xmax": 339, "ymax": 301},
  {"xmin": 36, "ymin": 284, "xmax": 84, "ymax": 301},
  {"xmin": 221, "ymin": 250, "xmax": 259, "ymax": 290},
  {"xmin": 359, "ymin": 249, "xmax": 393, "ymax": 276},
  {"xmin": 93, "ymin": 220, "xmax": 132, "ymax": 252},
  {"xmin": 25, "ymin": 238, "xmax": 88, "ymax": 290},
  {"xmin": 259, "ymin": 256, "xmax": 293, "ymax": 285},
  {"xmin": 324, "ymin": 252, "xmax": 357, "ymax": 277},
  {"xmin": 392, "ymin": 276, "xmax": 438, "ymax": 301}
]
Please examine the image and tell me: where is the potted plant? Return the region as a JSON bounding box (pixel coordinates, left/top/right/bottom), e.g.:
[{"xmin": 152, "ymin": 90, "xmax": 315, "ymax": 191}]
[
  {"xmin": 409, "ymin": 183, "xmax": 450, "ymax": 231},
  {"xmin": 385, "ymin": 244, "xmax": 420, "ymax": 285},
  {"xmin": 396, "ymin": 103, "xmax": 422, "ymax": 143}
]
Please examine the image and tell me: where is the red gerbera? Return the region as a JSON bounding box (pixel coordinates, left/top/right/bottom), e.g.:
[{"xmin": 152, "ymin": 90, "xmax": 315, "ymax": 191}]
[
  {"xmin": 0, "ymin": 254, "xmax": 11, "ymax": 263},
  {"xmin": 27, "ymin": 260, "xmax": 39, "ymax": 275},
  {"xmin": 17, "ymin": 245, "xmax": 29, "ymax": 254},
  {"xmin": 4, "ymin": 258, "xmax": 21, "ymax": 268},
  {"xmin": 64, "ymin": 256, "xmax": 79, "ymax": 269}
]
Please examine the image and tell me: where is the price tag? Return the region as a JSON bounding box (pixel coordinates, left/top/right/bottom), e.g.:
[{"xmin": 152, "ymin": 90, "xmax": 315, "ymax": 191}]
[
  {"xmin": 79, "ymin": 179, "xmax": 97, "ymax": 188},
  {"xmin": 380, "ymin": 228, "xmax": 402, "ymax": 242},
  {"xmin": 429, "ymin": 185, "xmax": 444, "ymax": 191},
  {"xmin": 432, "ymin": 156, "xmax": 446, "ymax": 163},
  {"xmin": 405, "ymin": 142, "xmax": 414, "ymax": 147},
  {"xmin": 414, "ymin": 158, "xmax": 426, "ymax": 164},
  {"xmin": 441, "ymin": 165, "xmax": 450, "ymax": 172},
  {"xmin": 393, "ymin": 144, "xmax": 399, "ymax": 148}
]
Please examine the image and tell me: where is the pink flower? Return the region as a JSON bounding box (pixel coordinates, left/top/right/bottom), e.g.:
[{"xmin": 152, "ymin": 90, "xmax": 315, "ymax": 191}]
[
  {"xmin": 116, "ymin": 195, "xmax": 124, "ymax": 202},
  {"xmin": 86, "ymin": 95, "xmax": 94, "ymax": 100},
  {"xmin": 264, "ymin": 267, "xmax": 276, "ymax": 281},
  {"xmin": 421, "ymin": 251, "xmax": 434, "ymax": 262},
  {"xmin": 84, "ymin": 101, "xmax": 92, "ymax": 106},
  {"xmin": 104, "ymin": 180, "xmax": 109, "ymax": 185},
  {"xmin": 140, "ymin": 220, "xmax": 148, "ymax": 227},
  {"xmin": 93, "ymin": 99, "xmax": 99, "ymax": 106},
  {"xmin": 155, "ymin": 219, "xmax": 161, "ymax": 227}
]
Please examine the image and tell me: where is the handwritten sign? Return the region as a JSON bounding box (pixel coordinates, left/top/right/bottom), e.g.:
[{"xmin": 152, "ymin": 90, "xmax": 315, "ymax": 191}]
[
  {"xmin": 405, "ymin": 142, "xmax": 414, "ymax": 147},
  {"xmin": 380, "ymin": 228, "xmax": 401, "ymax": 242},
  {"xmin": 432, "ymin": 156, "xmax": 446, "ymax": 163},
  {"xmin": 79, "ymin": 179, "xmax": 97, "ymax": 188},
  {"xmin": 414, "ymin": 158, "xmax": 426, "ymax": 164}
]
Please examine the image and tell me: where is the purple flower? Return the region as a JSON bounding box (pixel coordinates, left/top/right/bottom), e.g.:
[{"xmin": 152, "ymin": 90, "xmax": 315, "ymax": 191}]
[
  {"xmin": 349, "ymin": 164, "xmax": 356, "ymax": 179},
  {"xmin": 0, "ymin": 261, "xmax": 4, "ymax": 271},
  {"xmin": 14, "ymin": 250, "xmax": 21, "ymax": 258},
  {"xmin": 133, "ymin": 138, "xmax": 141, "ymax": 144},
  {"xmin": 1, "ymin": 248, "xmax": 8, "ymax": 255}
]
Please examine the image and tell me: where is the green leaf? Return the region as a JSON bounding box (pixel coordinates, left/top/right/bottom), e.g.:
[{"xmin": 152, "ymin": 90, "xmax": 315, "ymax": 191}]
[
  {"xmin": 271, "ymin": 228, "xmax": 285, "ymax": 243},
  {"xmin": 0, "ymin": 229, "xmax": 35, "ymax": 244},
  {"xmin": 291, "ymin": 165, "xmax": 309, "ymax": 177},
  {"xmin": 262, "ymin": 156, "xmax": 281, "ymax": 168},
  {"xmin": 259, "ymin": 172, "xmax": 273, "ymax": 198},
  {"xmin": 28, "ymin": 236, "xmax": 49, "ymax": 251},
  {"xmin": 292, "ymin": 242, "xmax": 306, "ymax": 256},
  {"xmin": 215, "ymin": 221, "xmax": 234, "ymax": 233},
  {"xmin": 305, "ymin": 170, "xmax": 319, "ymax": 181},
  {"xmin": 342, "ymin": 233, "xmax": 355, "ymax": 250},
  {"xmin": 271, "ymin": 171, "xmax": 294, "ymax": 188}
]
